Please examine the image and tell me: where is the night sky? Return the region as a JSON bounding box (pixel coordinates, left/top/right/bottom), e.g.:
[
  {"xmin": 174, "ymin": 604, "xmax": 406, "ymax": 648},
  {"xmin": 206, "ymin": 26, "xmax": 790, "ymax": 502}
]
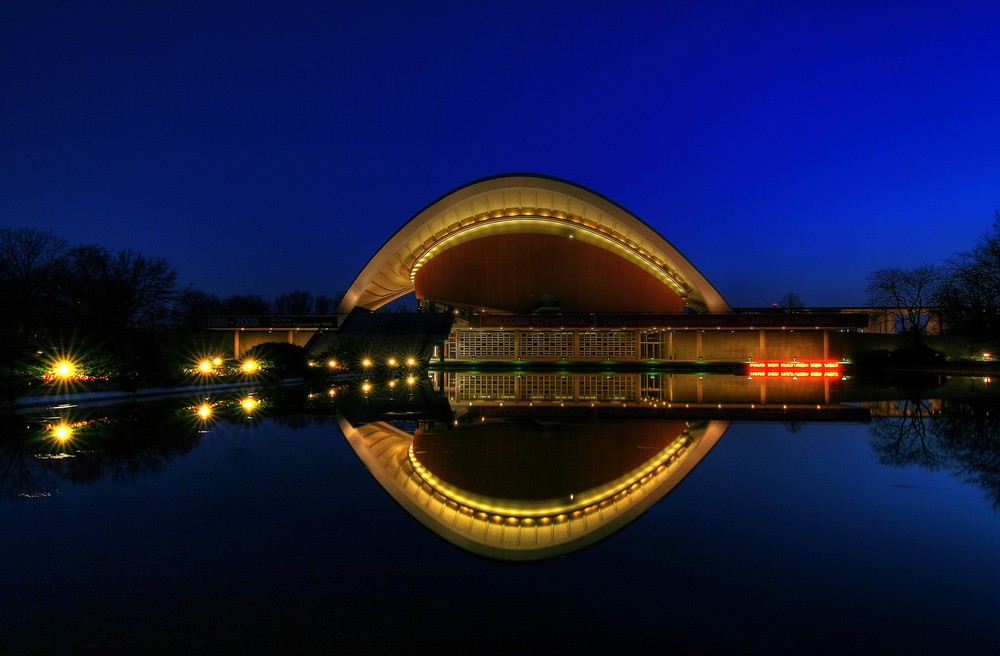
[{"xmin": 3, "ymin": 1, "xmax": 999, "ymax": 308}]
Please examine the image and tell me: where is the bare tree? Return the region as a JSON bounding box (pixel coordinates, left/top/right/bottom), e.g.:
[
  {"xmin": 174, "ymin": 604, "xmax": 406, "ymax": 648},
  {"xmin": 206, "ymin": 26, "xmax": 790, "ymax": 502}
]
[
  {"xmin": 172, "ymin": 288, "xmax": 224, "ymax": 329},
  {"xmin": 866, "ymin": 264, "xmax": 942, "ymax": 336},
  {"xmin": 778, "ymin": 292, "xmax": 805, "ymax": 310},
  {"xmin": 0, "ymin": 227, "xmax": 68, "ymax": 335},
  {"xmin": 56, "ymin": 245, "xmax": 179, "ymax": 333},
  {"xmin": 936, "ymin": 209, "xmax": 1000, "ymax": 337},
  {"xmin": 274, "ymin": 290, "xmax": 313, "ymax": 315}
]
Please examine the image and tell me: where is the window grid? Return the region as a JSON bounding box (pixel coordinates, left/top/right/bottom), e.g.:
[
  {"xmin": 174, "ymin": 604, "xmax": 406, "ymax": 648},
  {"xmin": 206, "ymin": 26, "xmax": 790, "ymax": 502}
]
[
  {"xmin": 457, "ymin": 330, "xmax": 516, "ymax": 358},
  {"xmin": 577, "ymin": 375, "xmax": 638, "ymax": 401},
  {"xmin": 578, "ymin": 331, "xmax": 637, "ymax": 358},
  {"xmin": 519, "ymin": 375, "xmax": 574, "ymax": 401},
  {"xmin": 519, "ymin": 331, "xmax": 574, "ymax": 358},
  {"xmin": 455, "ymin": 374, "xmax": 516, "ymax": 401}
]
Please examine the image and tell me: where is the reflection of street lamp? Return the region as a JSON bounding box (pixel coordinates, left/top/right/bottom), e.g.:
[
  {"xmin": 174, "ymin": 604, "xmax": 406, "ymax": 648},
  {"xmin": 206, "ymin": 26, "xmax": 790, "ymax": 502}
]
[{"xmin": 51, "ymin": 423, "xmax": 72, "ymax": 441}]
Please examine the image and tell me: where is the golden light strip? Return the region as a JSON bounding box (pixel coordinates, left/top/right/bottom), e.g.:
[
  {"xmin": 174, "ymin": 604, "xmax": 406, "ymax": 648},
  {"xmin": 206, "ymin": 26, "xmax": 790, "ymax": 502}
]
[
  {"xmin": 404, "ymin": 430, "xmax": 693, "ymax": 524},
  {"xmin": 407, "ymin": 215, "xmax": 692, "ymax": 298}
]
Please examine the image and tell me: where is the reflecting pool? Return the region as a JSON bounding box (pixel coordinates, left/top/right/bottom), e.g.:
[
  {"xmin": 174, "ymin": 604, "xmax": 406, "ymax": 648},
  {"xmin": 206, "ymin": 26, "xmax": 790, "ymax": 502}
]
[{"xmin": 1, "ymin": 374, "xmax": 998, "ymax": 654}]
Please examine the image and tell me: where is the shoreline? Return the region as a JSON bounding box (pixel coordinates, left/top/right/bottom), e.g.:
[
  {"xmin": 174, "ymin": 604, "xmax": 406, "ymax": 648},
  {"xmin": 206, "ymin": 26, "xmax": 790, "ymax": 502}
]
[{"xmin": 10, "ymin": 378, "xmax": 307, "ymax": 412}]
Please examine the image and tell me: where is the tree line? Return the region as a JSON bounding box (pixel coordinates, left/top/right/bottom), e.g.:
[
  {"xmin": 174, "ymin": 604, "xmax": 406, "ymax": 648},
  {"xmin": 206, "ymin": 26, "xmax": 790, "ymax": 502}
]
[
  {"xmin": 867, "ymin": 210, "xmax": 1000, "ymax": 339},
  {"xmin": 0, "ymin": 226, "xmax": 345, "ymax": 391},
  {"xmin": 0, "ymin": 226, "xmax": 342, "ymax": 342}
]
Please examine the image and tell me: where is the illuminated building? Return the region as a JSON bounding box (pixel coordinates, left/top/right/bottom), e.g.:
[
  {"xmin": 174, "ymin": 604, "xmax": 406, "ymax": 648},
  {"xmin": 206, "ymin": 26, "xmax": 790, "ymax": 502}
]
[{"xmin": 337, "ymin": 174, "xmax": 868, "ymax": 362}]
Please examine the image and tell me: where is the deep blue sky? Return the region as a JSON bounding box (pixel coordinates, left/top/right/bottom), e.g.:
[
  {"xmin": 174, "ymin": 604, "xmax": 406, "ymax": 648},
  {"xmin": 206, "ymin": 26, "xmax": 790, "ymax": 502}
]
[{"xmin": 3, "ymin": 1, "xmax": 999, "ymax": 308}]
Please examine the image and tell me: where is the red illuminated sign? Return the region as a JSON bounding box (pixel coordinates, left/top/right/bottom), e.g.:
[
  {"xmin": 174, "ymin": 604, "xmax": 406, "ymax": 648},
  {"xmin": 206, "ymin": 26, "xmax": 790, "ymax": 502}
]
[{"xmin": 745, "ymin": 362, "xmax": 841, "ymax": 378}]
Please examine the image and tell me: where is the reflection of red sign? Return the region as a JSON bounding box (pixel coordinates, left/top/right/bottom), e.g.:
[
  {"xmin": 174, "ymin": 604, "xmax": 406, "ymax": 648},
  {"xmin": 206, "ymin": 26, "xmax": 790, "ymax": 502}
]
[{"xmin": 745, "ymin": 362, "xmax": 841, "ymax": 378}]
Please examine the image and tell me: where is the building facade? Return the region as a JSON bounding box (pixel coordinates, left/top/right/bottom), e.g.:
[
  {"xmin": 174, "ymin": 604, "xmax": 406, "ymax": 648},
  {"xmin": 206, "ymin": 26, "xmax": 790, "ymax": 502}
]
[{"xmin": 338, "ymin": 174, "xmax": 868, "ymax": 363}]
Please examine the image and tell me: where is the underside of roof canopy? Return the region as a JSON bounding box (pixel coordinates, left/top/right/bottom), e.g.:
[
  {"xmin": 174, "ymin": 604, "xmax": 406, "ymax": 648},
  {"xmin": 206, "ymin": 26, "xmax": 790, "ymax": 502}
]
[{"xmin": 337, "ymin": 174, "xmax": 731, "ymax": 314}]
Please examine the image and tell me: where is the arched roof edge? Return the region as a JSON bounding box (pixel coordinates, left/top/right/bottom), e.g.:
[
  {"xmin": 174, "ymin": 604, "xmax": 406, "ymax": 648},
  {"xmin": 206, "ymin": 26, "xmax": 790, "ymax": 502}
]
[{"xmin": 338, "ymin": 173, "xmax": 731, "ymax": 314}]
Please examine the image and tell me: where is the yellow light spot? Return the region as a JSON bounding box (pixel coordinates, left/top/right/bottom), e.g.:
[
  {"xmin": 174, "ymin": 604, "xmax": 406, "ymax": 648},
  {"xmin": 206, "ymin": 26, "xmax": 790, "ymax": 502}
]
[
  {"xmin": 361, "ymin": 358, "xmax": 372, "ymax": 368},
  {"xmin": 388, "ymin": 380, "xmax": 396, "ymax": 388},
  {"xmin": 387, "ymin": 357, "xmax": 397, "ymax": 367},
  {"xmin": 197, "ymin": 404, "xmax": 212, "ymax": 418},
  {"xmin": 406, "ymin": 358, "xmax": 416, "ymax": 367},
  {"xmin": 406, "ymin": 376, "xmax": 415, "ymax": 385},
  {"xmin": 198, "ymin": 360, "xmax": 212, "ymax": 372},
  {"xmin": 242, "ymin": 360, "xmax": 259, "ymax": 373},
  {"xmin": 52, "ymin": 423, "xmax": 72, "ymax": 441},
  {"xmin": 328, "ymin": 359, "xmax": 337, "ymax": 368},
  {"xmin": 212, "ymin": 357, "xmax": 223, "ymax": 366},
  {"xmin": 241, "ymin": 398, "xmax": 257, "ymax": 412},
  {"xmin": 361, "ymin": 382, "xmax": 372, "ymax": 393},
  {"xmin": 53, "ymin": 360, "xmax": 76, "ymax": 379}
]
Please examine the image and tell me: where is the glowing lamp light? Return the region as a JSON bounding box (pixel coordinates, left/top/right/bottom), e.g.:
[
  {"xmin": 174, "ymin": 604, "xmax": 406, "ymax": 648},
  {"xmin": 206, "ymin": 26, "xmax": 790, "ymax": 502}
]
[
  {"xmin": 212, "ymin": 357, "xmax": 223, "ymax": 366},
  {"xmin": 361, "ymin": 382, "xmax": 372, "ymax": 393},
  {"xmin": 53, "ymin": 360, "xmax": 76, "ymax": 380},
  {"xmin": 388, "ymin": 380, "xmax": 396, "ymax": 388},
  {"xmin": 197, "ymin": 404, "xmax": 212, "ymax": 419},
  {"xmin": 52, "ymin": 423, "xmax": 72, "ymax": 441},
  {"xmin": 406, "ymin": 357, "xmax": 416, "ymax": 367},
  {"xmin": 328, "ymin": 359, "xmax": 338, "ymax": 368},
  {"xmin": 242, "ymin": 360, "xmax": 259, "ymax": 373},
  {"xmin": 387, "ymin": 357, "xmax": 397, "ymax": 367},
  {"xmin": 241, "ymin": 397, "xmax": 257, "ymax": 412},
  {"xmin": 406, "ymin": 376, "xmax": 415, "ymax": 385},
  {"xmin": 361, "ymin": 358, "xmax": 373, "ymax": 368},
  {"xmin": 198, "ymin": 360, "xmax": 213, "ymax": 373}
]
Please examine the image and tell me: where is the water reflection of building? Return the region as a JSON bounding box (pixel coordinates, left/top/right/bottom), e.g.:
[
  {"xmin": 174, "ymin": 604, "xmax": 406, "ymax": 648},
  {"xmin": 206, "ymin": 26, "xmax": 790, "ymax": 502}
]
[
  {"xmin": 338, "ymin": 415, "xmax": 729, "ymax": 560},
  {"xmin": 434, "ymin": 371, "xmax": 842, "ymax": 406}
]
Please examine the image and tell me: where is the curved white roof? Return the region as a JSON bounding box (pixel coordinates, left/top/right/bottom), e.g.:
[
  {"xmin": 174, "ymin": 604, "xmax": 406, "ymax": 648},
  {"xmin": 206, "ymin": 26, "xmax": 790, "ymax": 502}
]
[{"xmin": 338, "ymin": 174, "xmax": 730, "ymax": 314}]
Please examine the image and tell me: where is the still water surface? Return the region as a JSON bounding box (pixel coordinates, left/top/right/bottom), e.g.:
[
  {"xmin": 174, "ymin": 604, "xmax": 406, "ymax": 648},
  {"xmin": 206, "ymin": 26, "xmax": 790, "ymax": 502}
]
[{"xmin": 2, "ymin": 376, "xmax": 998, "ymax": 654}]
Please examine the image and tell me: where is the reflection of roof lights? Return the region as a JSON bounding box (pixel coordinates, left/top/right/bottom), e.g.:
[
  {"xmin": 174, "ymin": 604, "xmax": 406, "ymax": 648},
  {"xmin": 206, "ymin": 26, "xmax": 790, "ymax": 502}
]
[{"xmin": 403, "ymin": 430, "xmax": 695, "ymax": 523}]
